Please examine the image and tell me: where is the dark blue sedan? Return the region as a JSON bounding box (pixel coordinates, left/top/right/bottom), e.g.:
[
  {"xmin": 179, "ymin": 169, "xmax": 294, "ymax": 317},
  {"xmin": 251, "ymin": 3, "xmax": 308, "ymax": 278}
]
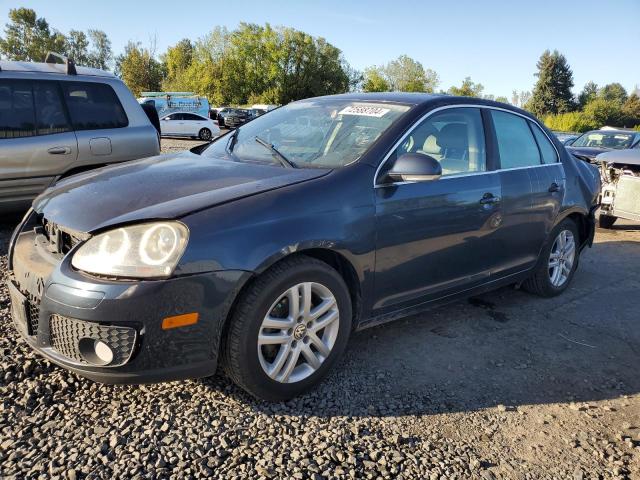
[{"xmin": 8, "ymin": 93, "xmax": 600, "ymax": 400}]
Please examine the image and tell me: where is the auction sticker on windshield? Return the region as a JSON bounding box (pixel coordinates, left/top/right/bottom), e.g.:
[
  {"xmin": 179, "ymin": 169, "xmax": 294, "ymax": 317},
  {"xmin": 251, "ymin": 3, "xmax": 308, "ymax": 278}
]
[{"xmin": 339, "ymin": 105, "xmax": 390, "ymax": 117}]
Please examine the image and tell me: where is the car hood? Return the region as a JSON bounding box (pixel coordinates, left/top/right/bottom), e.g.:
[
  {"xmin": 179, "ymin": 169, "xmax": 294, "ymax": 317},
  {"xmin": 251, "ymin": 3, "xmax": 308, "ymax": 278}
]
[
  {"xmin": 33, "ymin": 151, "xmax": 330, "ymax": 233},
  {"xmin": 597, "ymin": 148, "xmax": 640, "ymax": 167},
  {"xmin": 567, "ymin": 146, "xmax": 610, "ymax": 161}
]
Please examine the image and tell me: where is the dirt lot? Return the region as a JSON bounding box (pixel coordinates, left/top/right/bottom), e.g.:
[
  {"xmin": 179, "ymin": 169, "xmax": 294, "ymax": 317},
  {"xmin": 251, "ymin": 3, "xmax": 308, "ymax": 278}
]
[{"xmin": 0, "ymin": 144, "xmax": 639, "ymax": 479}]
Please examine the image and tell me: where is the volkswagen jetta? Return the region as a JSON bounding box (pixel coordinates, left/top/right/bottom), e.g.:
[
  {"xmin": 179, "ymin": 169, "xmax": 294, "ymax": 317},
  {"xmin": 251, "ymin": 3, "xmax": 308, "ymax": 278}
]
[{"xmin": 8, "ymin": 93, "xmax": 600, "ymax": 400}]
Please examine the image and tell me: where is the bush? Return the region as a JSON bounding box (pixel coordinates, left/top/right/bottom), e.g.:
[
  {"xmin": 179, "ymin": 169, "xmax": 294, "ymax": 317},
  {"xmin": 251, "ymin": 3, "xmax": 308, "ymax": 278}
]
[{"xmin": 543, "ymin": 111, "xmax": 595, "ymax": 133}]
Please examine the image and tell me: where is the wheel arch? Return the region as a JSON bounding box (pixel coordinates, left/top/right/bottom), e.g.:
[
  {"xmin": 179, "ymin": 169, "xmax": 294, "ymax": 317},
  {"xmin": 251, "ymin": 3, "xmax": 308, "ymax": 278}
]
[{"xmin": 554, "ymin": 206, "xmax": 594, "ymax": 250}]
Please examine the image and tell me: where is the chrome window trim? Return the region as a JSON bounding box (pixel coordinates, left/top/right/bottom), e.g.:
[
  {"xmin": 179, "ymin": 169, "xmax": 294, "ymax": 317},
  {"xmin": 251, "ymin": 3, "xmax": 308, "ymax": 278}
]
[{"xmin": 374, "ymin": 104, "xmax": 561, "ymax": 188}]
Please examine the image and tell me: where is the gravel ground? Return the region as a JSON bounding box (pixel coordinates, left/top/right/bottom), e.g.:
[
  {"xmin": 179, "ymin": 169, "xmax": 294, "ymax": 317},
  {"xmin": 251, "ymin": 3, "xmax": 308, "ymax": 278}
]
[{"xmin": 1, "ymin": 145, "xmax": 639, "ymax": 479}]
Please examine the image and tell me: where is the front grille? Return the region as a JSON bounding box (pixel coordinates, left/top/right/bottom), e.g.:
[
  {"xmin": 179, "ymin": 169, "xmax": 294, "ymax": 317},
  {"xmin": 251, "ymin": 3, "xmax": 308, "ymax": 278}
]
[
  {"xmin": 25, "ymin": 299, "xmax": 40, "ymax": 335},
  {"xmin": 39, "ymin": 218, "xmax": 83, "ymax": 255},
  {"xmin": 50, "ymin": 315, "xmax": 137, "ymax": 367}
]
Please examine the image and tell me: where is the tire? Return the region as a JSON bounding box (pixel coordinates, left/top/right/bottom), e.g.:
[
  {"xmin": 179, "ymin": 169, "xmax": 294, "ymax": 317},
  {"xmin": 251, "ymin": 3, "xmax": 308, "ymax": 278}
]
[
  {"xmin": 198, "ymin": 128, "xmax": 212, "ymax": 141},
  {"xmin": 222, "ymin": 255, "xmax": 352, "ymax": 401},
  {"xmin": 522, "ymin": 218, "xmax": 580, "ymax": 297},
  {"xmin": 598, "ymin": 214, "xmax": 617, "ymax": 229}
]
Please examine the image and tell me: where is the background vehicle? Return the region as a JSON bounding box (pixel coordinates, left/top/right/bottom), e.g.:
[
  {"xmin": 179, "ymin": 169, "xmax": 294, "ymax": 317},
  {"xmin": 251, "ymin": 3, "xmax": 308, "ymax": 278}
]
[
  {"xmin": 160, "ymin": 112, "xmax": 220, "ymax": 140},
  {"xmin": 247, "ymin": 108, "xmax": 266, "ymax": 119},
  {"xmin": 597, "ymin": 149, "xmax": 640, "ymax": 228},
  {"xmin": 567, "ymin": 129, "xmax": 640, "ymax": 163},
  {"xmin": 138, "ymin": 92, "xmax": 210, "ymax": 118},
  {"xmin": 552, "ymin": 131, "xmax": 579, "ymax": 145},
  {"xmin": 217, "ymin": 107, "xmax": 250, "ymax": 128},
  {"xmin": 8, "ymin": 94, "xmax": 599, "ymax": 401},
  {"xmin": 0, "ymin": 54, "xmax": 160, "ymax": 213}
]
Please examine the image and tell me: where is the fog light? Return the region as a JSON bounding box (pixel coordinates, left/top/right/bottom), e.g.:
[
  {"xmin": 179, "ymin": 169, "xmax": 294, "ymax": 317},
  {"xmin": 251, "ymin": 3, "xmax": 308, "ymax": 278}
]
[{"xmin": 78, "ymin": 337, "xmax": 114, "ymax": 366}]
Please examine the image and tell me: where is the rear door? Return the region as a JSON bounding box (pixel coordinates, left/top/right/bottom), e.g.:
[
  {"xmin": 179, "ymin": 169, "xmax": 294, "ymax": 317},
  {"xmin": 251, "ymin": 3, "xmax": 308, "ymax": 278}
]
[
  {"xmin": 183, "ymin": 113, "xmax": 205, "ymax": 136},
  {"xmin": 487, "ymin": 109, "xmax": 562, "ymax": 275},
  {"xmin": 60, "ymin": 81, "xmax": 129, "ymax": 164},
  {"xmin": 0, "ymin": 79, "xmax": 78, "ymax": 210}
]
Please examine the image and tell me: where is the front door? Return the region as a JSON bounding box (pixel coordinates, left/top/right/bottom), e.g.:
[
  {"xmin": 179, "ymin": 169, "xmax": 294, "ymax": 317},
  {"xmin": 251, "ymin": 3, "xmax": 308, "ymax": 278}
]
[{"xmin": 373, "ymin": 107, "xmax": 503, "ymax": 314}]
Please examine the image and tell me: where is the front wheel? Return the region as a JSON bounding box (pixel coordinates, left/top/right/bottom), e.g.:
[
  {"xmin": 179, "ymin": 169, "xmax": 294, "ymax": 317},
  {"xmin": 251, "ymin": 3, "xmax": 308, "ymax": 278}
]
[
  {"xmin": 198, "ymin": 128, "xmax": 212, "ymax": 141},
  {"xmin": 522, "ymin": 219, "xmax": 579, "ymax": 297},
  {"xmin": 598, "ymin": 214, "xmax": 617, "ymax": 229},
  {"xmin": 222, "ymin": 256, "xmax": 352, "ymax": 401}
]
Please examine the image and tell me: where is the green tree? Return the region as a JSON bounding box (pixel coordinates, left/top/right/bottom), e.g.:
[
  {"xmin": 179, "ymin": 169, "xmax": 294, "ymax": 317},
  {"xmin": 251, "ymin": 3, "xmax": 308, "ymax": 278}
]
[
  {"xmin": 0, "ymin": 7, "xmax": 65, "ymax": 61},
  {"xmin": 529, "ymin": 50, "xmax": 575, "ymax": 116},
  {"xmin": 578, "ymin": 81, "xmax": 598, "ymax": 108},
  {"xmin": 448, "ymin": 77, "xmax": 484, "ymax": 97},
  {"xmin": 621, "ymin": 94, "xmax": 640, "ymax": 126},
  {"xmin": 384, "ymin": 55, "xmax": 438, "ymax": 92},
  {"xmin": 495, "ymin": 96, "xmax": 509, "ymax": 104},
  {"xmin": 115, "ymin": 41, "xmax": 164, "ymax": 97},
  {"xmin": 362, "ymin": 66, "xmax": 389, "ymax": 92},
  {"xmin": 583, "ymin": 97, "xmax": 623, "ymax": 127},
  {"xmin": 161, "ymin": 39, "xmax": 194, "ymax": 90},
  {"xmin": 87, "ymin": 30, "xmax": 112, "ymax": 70},
  {"xmin": 599, "ymin": 83, "xmax": 628, "ymax": 105},
  {"xmin": 65, "ymin": 30, "xmax": 89, "ymax": 65}
]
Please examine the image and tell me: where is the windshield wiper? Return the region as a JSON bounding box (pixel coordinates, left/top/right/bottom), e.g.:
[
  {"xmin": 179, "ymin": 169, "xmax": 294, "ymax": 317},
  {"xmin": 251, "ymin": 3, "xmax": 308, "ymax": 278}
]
[{"xmin": 254, "ymin": 136, "xmax": 297, "ymax": 168}]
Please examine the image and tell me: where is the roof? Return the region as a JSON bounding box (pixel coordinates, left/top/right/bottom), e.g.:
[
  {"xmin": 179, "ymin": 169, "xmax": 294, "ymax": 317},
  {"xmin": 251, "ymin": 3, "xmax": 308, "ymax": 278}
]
[{"xmin": 0, "ymin": 60, "xmax": 115, "ymax": 78}]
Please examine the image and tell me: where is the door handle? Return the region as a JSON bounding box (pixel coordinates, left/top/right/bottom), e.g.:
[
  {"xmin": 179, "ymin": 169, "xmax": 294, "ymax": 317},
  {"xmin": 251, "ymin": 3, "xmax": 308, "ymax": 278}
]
[
  {"xmin": 548, "ymin": 182, "xmax": 561, "ymax": 193},
  {"xmin": 47, "ymin": 146, "xmax": 71, "ymax": 155},
  {"xmin": 479, "ymin": 193, "xmax": 500, "ymax": 205}
]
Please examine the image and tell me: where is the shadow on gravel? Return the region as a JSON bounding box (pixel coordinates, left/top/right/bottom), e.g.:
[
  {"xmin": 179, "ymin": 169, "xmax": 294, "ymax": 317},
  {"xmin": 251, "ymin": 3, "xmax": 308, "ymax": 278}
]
[{"xmin": 2, "ymin": 219, "xmax": 640, "ymax": 419}]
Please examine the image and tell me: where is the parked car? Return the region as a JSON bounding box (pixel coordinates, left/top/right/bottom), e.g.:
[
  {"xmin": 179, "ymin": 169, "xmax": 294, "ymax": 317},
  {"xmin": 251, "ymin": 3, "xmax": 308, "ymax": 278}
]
[
  {"xmin": 217, "ymin": 107, "xmax": 250, "ymax": 128},
  {"xmin": 247, "ymin": 108, "xmax": 267, "ymax": 119},
  {"xmin": 552, "ymin": 131, "xmax": 579, "ymax": 145},
  {"xmin": 8, "ymin": 93, "xmax": 600, "ymax": 401},
  {"xmin": 0, "ymin": 54, "xmax": 160, "ymax": 213},
  {"xmin": 160, "ymin": 112, "xmax": 220, "ymax": 140},
  {"xmin": 597, "ymin": 148, "xmax": 640, "ymax": 228},
  {"xmin": 567, "ymin": 129, "xmax": 640, "ymax": 163}
]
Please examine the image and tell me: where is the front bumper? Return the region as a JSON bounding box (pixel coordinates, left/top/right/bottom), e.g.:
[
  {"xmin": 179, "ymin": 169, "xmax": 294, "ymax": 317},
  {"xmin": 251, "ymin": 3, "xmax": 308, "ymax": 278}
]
[{"xmin": 7, "ymin": 216, "xmax": 248, "ymax": 384}]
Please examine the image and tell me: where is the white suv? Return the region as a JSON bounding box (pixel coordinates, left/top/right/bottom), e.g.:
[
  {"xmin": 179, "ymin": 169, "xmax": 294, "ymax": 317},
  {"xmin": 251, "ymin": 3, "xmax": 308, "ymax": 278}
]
[{"xmin": 0, "ymin": 54, "xmax": 160, "ymax": 213}]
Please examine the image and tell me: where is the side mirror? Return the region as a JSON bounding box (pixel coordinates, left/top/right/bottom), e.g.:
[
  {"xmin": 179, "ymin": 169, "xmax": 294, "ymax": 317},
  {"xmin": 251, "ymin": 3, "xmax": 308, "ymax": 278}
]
[{"xmin": 386, "ymin": 153, "xmax": 442, "ymax": 183}]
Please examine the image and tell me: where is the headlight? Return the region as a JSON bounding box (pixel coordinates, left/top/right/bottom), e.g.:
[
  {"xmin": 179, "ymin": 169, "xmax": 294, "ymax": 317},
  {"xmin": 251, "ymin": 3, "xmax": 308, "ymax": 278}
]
[{"xmin": 71, "ymin": 222, "xmax": 189, "ymax": 279}]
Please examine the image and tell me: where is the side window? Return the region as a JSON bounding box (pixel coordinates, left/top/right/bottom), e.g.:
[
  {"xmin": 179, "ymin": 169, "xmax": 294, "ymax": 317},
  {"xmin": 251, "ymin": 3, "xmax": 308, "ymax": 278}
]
[
  {"xmin": 165, "ymin": 113, "xmax": 180, "ymax": 121},
  {"xmin": 183, "ymin": 114, "xmax": 201, "ymax": 121},
  {"xmin": 529, "ymin": 121, "xmax": 558, "ymax": 164},
  {"xmin": 61, "ymin": 82, "xmax": 128, "ymax": 131},
  {"xmin": 391, "ymin": 107, "xmax": 486, "ymax": 176},
  {"xmin": 0, "ymin": 79, "xmax": 36, "ymax": 139},
  {"xmin": 490, "ymin": 110, "xmax": 541, "ymax": 168},
  {"xmin": 33, "ymin": 82, "xmax": 71, "ymax": 136}
]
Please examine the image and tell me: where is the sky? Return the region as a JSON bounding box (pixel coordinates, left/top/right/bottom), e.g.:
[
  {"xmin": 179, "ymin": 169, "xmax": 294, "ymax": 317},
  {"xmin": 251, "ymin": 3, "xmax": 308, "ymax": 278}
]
[{"xmin": 2, "ymin": 0, "xmax": 639, "ymax": 98}]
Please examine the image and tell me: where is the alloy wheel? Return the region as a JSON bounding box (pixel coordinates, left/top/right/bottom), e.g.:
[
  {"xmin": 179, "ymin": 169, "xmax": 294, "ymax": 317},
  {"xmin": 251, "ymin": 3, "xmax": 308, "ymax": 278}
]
[
  {"xmin": 548, "ymin": 229, "xmax": 575, "ymax": 287},
  {"xmin": 257, "ymin": 282, "xmax": 339, "ymax": 384}
]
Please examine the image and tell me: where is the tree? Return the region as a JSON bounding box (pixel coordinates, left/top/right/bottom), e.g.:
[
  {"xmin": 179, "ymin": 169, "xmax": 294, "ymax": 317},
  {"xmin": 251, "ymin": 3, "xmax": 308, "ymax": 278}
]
[
  {"xmin": 87, "ymin": 30, "xmax": 112, "ymax": 70},
  {"xmin": 384, "ymin": 55, "xmax": 439, "ymax": 92},
  {"xmin": 599, "ymin": 83, "xmax": 628, "ymax": 105},
  {"xmin": 578, "ymin": 81, "xmax": 598, "ymax": 108},
  {"xmin": 0, "ymin": 7, "xmax": 65, "ymax": 61},
  {"xmin": 495, "ymin": 96, "xmax": 509, "ymax": 104},
  {"xmin": 362, "ymin": 66, "xmax": 389, "ymax": 92},
  {"xmin": 583, "ymin": 97, "xmax": 623, "ymax": 127},
  {"xmin": 511, "ymin": 90, "xmax": 532, "ymax": 109},
  {"xmin": 529, "ymin": 50, "xmax": 575, "ymax": 116},
  {"xmin": 448, "ymin": 77, "xmax": 484, "ymax": 97},
  {"xmin": 162, "ymin": 39, "xmax": 194, "ymax": 90},
  {"xmin": 65, "ymin": 30, "xmax": 89, "ymax": 65},
  {"xmin": 115, "ymin": 41, "xmax": 164, "ymax": 97},
  {"xmin": 622, "ymin": 94, "xmax": 640, "ymax": 126}
]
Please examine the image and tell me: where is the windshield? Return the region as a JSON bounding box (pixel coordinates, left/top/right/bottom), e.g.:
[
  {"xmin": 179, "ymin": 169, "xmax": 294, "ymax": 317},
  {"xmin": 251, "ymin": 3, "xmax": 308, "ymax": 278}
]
[
  {"xmin": 202, "ymin": 99, "xmax": 410, "ymax": 168},
  {"xmin": 572, "ymin": 131, "xmax": 634, "ymax": 149}
]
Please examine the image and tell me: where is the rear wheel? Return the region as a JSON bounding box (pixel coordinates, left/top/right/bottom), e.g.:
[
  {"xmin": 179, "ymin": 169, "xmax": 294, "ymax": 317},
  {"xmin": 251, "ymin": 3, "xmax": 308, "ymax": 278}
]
[
  {"xmin": 223, "ymin": 256, "xmax": 352, "ymax": 401},
  {"xmin": 522, "ymin": 219, "xmax": 579, "ymax": 297},
  {"xmin": 198, "ymin": 128, "xmax": 212, "ymax": 141},
  {"xmin": 598, "ymin": 214, "xmax": 617, "ymax": 229}
]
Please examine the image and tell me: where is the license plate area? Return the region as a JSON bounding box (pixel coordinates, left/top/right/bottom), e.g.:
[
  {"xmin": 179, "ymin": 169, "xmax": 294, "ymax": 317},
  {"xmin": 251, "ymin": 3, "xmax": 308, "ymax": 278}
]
[{"xmin": 8, "ymin": 282, "xmax": 30, "ymax": 336}]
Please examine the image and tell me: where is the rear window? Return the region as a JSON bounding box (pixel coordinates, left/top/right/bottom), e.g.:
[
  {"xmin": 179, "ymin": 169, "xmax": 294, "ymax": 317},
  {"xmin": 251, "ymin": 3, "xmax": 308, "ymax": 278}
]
[{"xmin": 61, "ymin": 82, "xmax": 128, "ymax": 130}]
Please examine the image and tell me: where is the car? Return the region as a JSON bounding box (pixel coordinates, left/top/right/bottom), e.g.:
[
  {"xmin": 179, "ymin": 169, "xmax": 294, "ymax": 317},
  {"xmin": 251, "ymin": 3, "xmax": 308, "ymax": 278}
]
[
  {"xmin": 217, "ymin": 107, "xmax": 250, "ymax": 128},
  {"xmin": 596, "ymin": 148, "xmax": 640, "ymax": 228},
  {"xmin": 552, "ymin": 131, "xmax": 579, "ymax": 145},
  {"xmin": 567, "ymin": 129, "xmax": 640, "ymax": 163},
  {"xmin": 159, "ymin": 112, "xmax": 220, "ymax": 141},
  {"xmin": 247, "ymin": 108, "xmax": 267, "ymax": 119},
  {"xmin": 8, "ymin": 93, "xmax": 600, "ymax": 401},
  {"xmin": 0, "ymin": 53, "xmax": 161, "ymax": 213}
]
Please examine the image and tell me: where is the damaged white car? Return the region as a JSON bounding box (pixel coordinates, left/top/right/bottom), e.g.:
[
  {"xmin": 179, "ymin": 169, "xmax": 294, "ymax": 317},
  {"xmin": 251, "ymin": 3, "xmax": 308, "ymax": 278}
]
[{"xmin": 597, "ymin": 149, "xmax": 640, "ymax": 228}]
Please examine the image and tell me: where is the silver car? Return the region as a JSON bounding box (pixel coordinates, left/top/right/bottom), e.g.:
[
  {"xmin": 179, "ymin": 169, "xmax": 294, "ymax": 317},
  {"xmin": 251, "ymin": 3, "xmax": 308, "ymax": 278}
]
[{"xmin": 0, "ymin": 54, "xmax": 160, "ymax": 213}]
